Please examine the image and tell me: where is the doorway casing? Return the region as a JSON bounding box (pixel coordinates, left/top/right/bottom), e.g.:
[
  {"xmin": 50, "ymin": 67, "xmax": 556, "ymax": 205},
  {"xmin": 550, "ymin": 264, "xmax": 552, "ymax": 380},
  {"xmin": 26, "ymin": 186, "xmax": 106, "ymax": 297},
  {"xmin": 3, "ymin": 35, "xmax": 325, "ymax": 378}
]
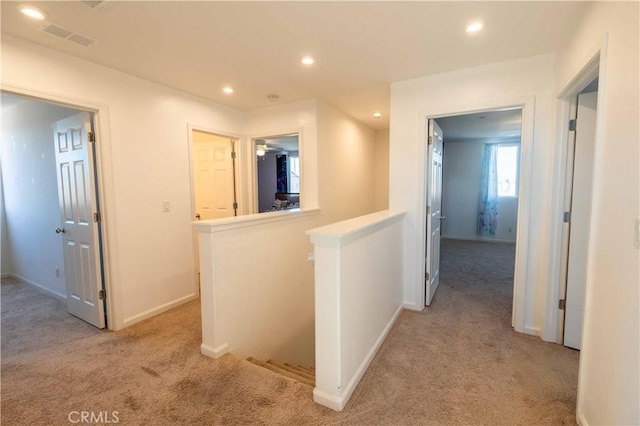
[
  {"xmin": 1, "ymin": 83, "xmax": 118, "ymax": 329},
  {"xmin": 545, "ymin": 37, "xmax": 607, "ymax": 347},
  {"xmin": 416, "ymin": 97, "xmax": 536, "ymax": 333}
]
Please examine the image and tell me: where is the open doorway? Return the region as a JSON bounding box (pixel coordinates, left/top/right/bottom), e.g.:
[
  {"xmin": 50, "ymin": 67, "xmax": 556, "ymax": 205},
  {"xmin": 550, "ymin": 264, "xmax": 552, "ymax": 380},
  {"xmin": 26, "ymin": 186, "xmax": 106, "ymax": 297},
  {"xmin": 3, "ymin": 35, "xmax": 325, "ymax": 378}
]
[
  {"xmin": 253, "ymin": 134, "xmax": 300, "ymax": 213},
  {"xmin": 190, "ymin": 130, "xmax": 239, "ymax": 221},
  {"xmin": 1, "ymin": 92, "xmax": 107, "ymax": 329},
  {"xmin": 424, "ymin": 109, "xmax": 523, "ymax": 325},
  {"xmin": 188, "ymin": 128, "xmax": 239, "ymax": 290},
  {"xmin": 556, "ymin": 77, "xmax": 599, "ymax": 350}
]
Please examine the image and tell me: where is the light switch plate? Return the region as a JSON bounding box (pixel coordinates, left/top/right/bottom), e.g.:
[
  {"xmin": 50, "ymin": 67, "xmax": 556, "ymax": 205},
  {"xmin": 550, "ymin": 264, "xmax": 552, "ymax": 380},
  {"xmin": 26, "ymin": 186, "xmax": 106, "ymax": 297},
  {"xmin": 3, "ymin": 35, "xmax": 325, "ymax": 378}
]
[{"xmin": 162, "ymin": 200, "xmax": 170, "ymax": 213}]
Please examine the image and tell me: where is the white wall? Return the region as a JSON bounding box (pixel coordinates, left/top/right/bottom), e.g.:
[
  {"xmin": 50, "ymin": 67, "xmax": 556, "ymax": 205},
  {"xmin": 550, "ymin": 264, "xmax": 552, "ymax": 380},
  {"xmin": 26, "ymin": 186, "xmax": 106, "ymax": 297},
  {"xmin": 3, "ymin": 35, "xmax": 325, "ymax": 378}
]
[
  {"xmin": 554, "ymin": 2, "xmax": 639, "ymax": 424},
  {"xmin": 390, "ymin": 53, "xmax": 556, "ymax": 335},
  {"xmin": 442, "ymin": 140, "xmax": 519, "ymax": 243},
  {"xmin": 373, "ymin": 129, "xmax": 389, "ymax": 211},
  {"xmin": 197, "ymin": 211, "xmax": 320, "ymax": 365},
  {"xmin": 317, "ymin": 101, "xmax": 377, "ymax": 224},
  {"xmin": 1, "ymin": 99, "xmax": 80, "ymax": 298},
  {"xmin": 1, "ymin": 36, "xmax": 245, "ymax": 329},
  {"xmin": 308, "ymin": 210, "xmax": 404, "ymax": 411},
  {"xmin": 197, "ymin": 99, "xmax": 379, "ymax": 365}
]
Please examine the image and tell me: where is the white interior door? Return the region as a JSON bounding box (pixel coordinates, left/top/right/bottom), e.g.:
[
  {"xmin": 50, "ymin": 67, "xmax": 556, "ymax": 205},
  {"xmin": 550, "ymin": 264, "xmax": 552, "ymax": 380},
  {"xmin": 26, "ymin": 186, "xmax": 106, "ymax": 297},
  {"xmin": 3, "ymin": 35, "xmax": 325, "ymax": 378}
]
[
  {"xmin": 53, "ymin": 112, "xmax": 105, "ymax": 329},
  {"xmin": 564, "ymin": 91, "xmax": 598, "ymax": 350},
  {"xmin": 425, "ymin": 119, "xmax": 444, "ymax": 305},
  {"xmin": 193, "ymin": 133, "xmax": 236, "ymax": 220}
]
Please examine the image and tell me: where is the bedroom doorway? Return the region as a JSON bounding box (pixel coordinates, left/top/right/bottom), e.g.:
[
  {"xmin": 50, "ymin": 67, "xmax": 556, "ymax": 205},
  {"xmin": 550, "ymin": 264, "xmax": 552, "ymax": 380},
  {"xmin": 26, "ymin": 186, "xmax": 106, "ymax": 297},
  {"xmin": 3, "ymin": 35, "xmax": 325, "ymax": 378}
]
[
  {"xmin": 252, "ymin": 133, "xmax": 300, "ymax": 213},
  {"xmin": 423, "ymin": 106, "xmax": 526, "ymax": 331},
  {"xmin": 1, "ymin": 92, "xmax": 108, "ymax": 329}
]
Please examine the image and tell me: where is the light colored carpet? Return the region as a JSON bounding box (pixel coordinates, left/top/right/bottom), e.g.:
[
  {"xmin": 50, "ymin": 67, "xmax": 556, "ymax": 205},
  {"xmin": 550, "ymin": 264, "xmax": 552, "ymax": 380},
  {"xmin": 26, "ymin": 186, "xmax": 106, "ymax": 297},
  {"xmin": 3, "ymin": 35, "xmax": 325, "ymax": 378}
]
[{"xmin": 1, "ymin": 239, "xmax": 579, "ymax": 425}]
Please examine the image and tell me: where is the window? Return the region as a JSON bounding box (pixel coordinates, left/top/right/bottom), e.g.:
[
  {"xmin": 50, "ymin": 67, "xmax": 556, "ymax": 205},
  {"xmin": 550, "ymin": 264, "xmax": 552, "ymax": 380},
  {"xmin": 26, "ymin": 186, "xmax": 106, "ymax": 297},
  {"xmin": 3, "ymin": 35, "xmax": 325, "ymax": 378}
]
[
  {"xmin": 289, "ymin": 155, "xmax": 300, "ymax": 193},
  {"xmin": 496, "ymin": 145, "xmax": 519, "ymax": 197}
]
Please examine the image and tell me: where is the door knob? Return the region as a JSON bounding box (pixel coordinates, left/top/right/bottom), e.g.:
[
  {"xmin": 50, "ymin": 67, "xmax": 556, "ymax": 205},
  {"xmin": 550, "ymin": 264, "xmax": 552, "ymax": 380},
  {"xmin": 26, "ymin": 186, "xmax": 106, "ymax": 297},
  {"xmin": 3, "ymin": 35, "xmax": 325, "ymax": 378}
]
[
  {"xmin": 55, "ymin": 227, "xmax": 66, "ymax": 234},
  {"xmin": 439, "ymin": 216, "xmax": 446, "ymax": 221},
  {"xmin": 195, "ymin": 213, "xmax": 201, "ymax": 220}
]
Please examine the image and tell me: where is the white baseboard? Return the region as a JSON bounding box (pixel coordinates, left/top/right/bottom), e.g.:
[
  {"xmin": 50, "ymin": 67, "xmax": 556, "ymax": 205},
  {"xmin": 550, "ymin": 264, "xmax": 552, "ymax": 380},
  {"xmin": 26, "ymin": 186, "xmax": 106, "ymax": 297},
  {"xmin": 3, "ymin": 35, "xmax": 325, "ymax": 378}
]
[
  {"xmin": 315, "ymin": 304, "xmax": 404, "ymax": 412},
  {"xmin": 403, "ymin": 302, "xmax": 422, "ymax": 311},
  {"xmin": 524, "ymin": 325, "xmax": 540, "ymax": 336},
  {"xmin": 577, "ymin": 412, "xmax": 588, "ymax": 425},
  {"xmin": 6, "ymin": 273, "xmax": 66, "ymax": 302},
  {"xmin": 313, "ymin": 389, "xmax": 344, "ymax": 411},
  {"xmin": 201, "ymin": 342, "xmax": 229, "ymax": 359},
  {"xmin": 122, "ymin": 293, "xmax": 198, "ymax": 328}
]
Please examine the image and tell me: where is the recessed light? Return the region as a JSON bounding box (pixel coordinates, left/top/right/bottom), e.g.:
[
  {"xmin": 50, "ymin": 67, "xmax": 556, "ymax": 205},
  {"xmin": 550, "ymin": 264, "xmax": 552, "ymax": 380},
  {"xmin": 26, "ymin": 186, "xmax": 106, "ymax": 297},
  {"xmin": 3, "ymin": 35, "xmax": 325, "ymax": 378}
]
[
  {"xmin": 19, "ymin": 5, "xmax": 47, "ymax": 20},
  {"xmin": 373, "ymin": 112, "xmax": 382, "ymax": 118},
  {"xmin": 301, "ymin": 56, "xmax": 315, "ymax": 65},
  {"xmin": 465, "ymin": 20, "xmax": 484, "ymax": 33},
  {"xmin": 222, "ymin": 87, "xmax": 234, "ymax": 94}
]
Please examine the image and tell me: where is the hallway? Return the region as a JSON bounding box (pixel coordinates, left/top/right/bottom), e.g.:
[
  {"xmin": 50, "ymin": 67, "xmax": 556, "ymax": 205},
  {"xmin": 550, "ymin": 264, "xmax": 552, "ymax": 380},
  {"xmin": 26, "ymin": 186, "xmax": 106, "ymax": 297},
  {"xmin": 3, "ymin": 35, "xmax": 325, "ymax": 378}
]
[{"xmin": 1, "ymin": 240, "xmax": 579, "ymax": 425}]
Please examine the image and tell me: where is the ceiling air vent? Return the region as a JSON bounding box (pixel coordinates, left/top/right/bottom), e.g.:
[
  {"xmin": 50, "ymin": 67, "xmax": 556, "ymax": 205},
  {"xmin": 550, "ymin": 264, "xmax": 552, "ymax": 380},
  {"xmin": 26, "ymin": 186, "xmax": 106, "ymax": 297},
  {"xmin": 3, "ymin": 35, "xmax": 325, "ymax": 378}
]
[
  {"xmin": 41, "ymin": 22, "xmax": 98, "ymax": 47},
  {"xmin": 80, "ymin": 0, "xmax": 113, "ymax": 11}
]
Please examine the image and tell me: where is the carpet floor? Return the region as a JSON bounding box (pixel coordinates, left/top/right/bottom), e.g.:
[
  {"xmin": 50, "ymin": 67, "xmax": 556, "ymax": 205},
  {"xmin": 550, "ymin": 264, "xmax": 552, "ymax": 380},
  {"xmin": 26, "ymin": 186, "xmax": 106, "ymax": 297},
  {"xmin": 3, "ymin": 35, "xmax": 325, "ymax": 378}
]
[{"xmin": 1, "ymin": 239, "xmax": 579, "ymax": 425}]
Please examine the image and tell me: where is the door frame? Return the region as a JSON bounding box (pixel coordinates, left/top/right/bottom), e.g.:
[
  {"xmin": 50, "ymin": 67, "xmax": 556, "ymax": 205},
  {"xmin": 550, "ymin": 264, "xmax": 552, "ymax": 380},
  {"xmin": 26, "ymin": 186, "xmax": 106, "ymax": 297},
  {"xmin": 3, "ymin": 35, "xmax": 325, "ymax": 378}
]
[
  {"xmin": 544, "ymin": 36, "xmax": 607, "ymax": 343},
  {"xmin": 417, "ymin": 97, "xmax": 535, "ymax": 333},
  {"xmin": 1, "ymin": 83, "xmax": 117, "ymax": 330},
  {"xmin": 186, "ymin": 124, "xmax": 242, "ymax": 292}
]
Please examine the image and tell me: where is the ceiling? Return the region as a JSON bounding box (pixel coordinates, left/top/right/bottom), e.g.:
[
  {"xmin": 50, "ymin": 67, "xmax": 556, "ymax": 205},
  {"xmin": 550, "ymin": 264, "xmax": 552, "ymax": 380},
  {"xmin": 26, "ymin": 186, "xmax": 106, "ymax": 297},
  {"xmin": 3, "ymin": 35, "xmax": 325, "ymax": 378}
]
[
  {"xmin": 436, "ymin": 109, "xmax": 522, "ymax": 143},
  {"xmin": 257, "ymin": 135, "xmax": 299, "ymax": 152},
  {"xmin": 0, "ymin": 93, "xmax": 28, "ymax": 112},
  {"xmin": 1, "ymin": 1, "xmax": 589, "ymax": 130}
]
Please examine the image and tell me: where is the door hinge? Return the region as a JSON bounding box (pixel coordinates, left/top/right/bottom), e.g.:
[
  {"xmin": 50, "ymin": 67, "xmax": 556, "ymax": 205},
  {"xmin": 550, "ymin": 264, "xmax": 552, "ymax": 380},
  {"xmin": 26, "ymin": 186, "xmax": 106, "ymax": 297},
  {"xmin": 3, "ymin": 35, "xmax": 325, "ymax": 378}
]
[
  {"xmin": 233, "ymin": 202, "xmax": 238, "ymax": 210},
  {"xmin": 563, "ymin": 211, "xmax": 571, "ymax": 223},
  {"xmin": 99, "ymin": 289, "xmax": 106, "ymax": 300},
  {"xmin": 428, "ymin": 136, "xmax": 433, "ymax": 145},
  {"xmin": 558, "ymin": 299, "xmax": 566, "ymax": 310},
  {"xmin": 425, "ymin": 272, "xmax": 430, "ymax": 281},
  {"xmin": 569, "ymin": 119, "xmax": 577, "ymax": 132},
  {"xmin": 93, "ymin": 212, "xmax": 101, "ymax": 223},
  {"xmin": 427, "ymin": 205, "xmax": 431, "ymax": 214},
  {"xmin": 231, "ymin": 151, "xmax": 236, "ymax": 159},
  {"xmin": 88, "ymin": 131, "xmax": 96, "ymax": 143}
]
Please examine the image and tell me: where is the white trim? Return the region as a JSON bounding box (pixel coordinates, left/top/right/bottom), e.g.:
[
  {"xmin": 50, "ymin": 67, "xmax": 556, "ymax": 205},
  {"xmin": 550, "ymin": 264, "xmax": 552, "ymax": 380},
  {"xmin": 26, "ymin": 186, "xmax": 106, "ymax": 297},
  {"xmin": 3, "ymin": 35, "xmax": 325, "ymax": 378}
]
[
  {"xmin": 4, "ymin": 273, "xmax": 66, "ymax": 302},
  {"xmin": 0, "ymin": 83, "xmax": 120, "ymax": 330},
  {"xmin": 312, "ymin": 389, "xmax": 343, "ymax": 411},
  {"xmin": 402, "ymin": 302, "xmax": 421, "ymax": 310},
  {"xmin": 307, "ymin": 210, "xmax": 405, "ymax": 247},
  {"xmin": 416, "ymin": 97, "xmax": 534, "ymax": 335},
  {"xmin": 200, "ymin": 342, "xmax": 229, "ymax": 359},
  {"xmin": 314, "ymin": 304, "xmax": 403, "ymax": 412},
  {"xmin": 122, "ymin": 293, "xmax": 198, "ymax": 328},
  {"xmin": 577, "ymin": 412, "xmax": 589, "ymax": 426},
  {"xmin": 193, "ymin": 207, "xmax": 320, "ymax": 234},
  {"xmin": 524, "ymin": 325, "xmax": 540, "ymax": 336},
  {"xmin": 545, "ymin": 35, "xmax": 608, "ymax": 345}
]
